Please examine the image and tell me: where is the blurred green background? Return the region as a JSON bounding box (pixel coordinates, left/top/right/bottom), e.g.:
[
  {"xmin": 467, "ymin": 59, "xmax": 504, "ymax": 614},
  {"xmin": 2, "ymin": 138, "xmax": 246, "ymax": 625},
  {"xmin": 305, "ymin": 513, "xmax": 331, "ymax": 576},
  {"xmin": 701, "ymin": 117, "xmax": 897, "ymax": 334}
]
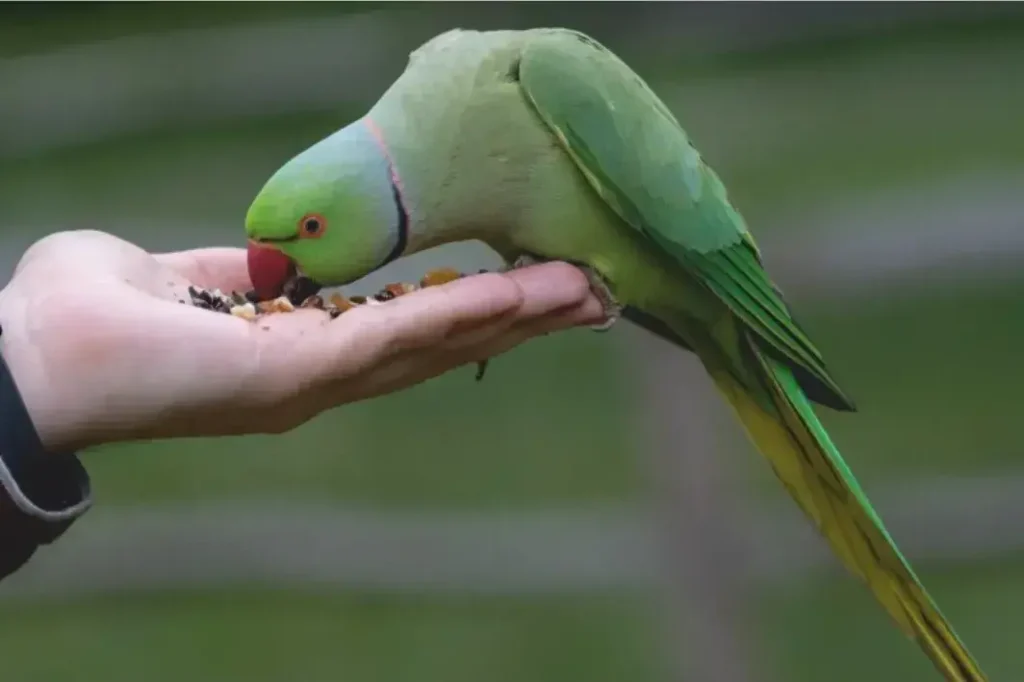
[{"xmin": 2, "ymin": 3, "xmax": 1024, "ymax": 681}]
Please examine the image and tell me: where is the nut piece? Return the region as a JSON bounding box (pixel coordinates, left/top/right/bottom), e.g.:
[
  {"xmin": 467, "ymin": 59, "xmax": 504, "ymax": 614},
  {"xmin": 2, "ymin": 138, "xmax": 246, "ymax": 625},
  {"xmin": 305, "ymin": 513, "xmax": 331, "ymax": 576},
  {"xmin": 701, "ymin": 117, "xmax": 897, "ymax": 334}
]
[
  {"xmin": 382, "ymin": 282, "xmax": 418, "ymax": 297},
  {"xmin": 420, "ymin": 268, "xmax": 463, "ymax": 288},
  {"xmin": 188, "ymin": 274, "xmax": 434, "ymax": 322},
  {"xmin": 329, "ymin": 294, "xmax": 355, "ymax": 313},
  {"xmin": 257, "ymin": 297, "xmax": 295, "ymax": 314},
  {"xmin": 230, "ymin": 303, "xmax": 258, "ymax": 320}
]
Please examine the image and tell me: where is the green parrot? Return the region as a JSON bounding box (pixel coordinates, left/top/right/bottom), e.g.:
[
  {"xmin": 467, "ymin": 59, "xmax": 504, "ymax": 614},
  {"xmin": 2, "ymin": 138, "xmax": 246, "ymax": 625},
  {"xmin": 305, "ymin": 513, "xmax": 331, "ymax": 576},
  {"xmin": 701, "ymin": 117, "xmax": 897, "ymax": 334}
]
[{"xmin": 243, "ymin": 28, "xmax": 987, "ymax": 681}]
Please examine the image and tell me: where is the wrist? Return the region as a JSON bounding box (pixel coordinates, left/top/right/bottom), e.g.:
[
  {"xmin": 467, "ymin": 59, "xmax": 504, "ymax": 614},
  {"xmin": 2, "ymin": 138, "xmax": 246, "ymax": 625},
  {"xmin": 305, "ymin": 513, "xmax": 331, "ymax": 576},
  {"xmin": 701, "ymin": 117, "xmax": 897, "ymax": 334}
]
[{"xmin": 0, "ymin": 293, "xmax": 99, "ymax": 454}]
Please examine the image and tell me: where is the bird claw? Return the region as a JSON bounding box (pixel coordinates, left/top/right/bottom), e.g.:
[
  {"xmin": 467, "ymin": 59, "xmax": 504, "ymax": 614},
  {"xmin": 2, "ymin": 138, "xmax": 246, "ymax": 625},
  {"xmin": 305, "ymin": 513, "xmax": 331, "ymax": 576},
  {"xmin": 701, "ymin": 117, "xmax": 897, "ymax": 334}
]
[
  {"xmin": 577, "ymin": 266, "xmax": 621, "ymax": 332},
  {"xmin": 510, "ymin": 254, "xmax": 543, "ymax": 270}
]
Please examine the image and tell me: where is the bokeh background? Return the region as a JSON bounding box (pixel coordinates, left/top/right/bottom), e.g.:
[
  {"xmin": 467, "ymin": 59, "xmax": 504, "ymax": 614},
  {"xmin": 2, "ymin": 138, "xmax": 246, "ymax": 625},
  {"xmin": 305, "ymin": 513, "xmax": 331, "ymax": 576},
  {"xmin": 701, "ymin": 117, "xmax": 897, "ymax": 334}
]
[{"xmin": 2, "ymin": 2, "xmax": 1024, "ymax": 681}]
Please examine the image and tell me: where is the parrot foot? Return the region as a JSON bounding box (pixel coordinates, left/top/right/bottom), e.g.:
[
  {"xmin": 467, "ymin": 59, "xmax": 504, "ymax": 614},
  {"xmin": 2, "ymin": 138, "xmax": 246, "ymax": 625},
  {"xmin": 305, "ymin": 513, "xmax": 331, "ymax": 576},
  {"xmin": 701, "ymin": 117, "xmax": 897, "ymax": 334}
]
[
  {"xmin": 508, "ymin": 255, "xmax": 620, "ymax": 331},
  {"xmin": 576, "ymin": 266, "xmax": 621, "ymax": 332},
  {"xmin": 510, "ymin": 254, "xmax": 543, "ymax": 270}
]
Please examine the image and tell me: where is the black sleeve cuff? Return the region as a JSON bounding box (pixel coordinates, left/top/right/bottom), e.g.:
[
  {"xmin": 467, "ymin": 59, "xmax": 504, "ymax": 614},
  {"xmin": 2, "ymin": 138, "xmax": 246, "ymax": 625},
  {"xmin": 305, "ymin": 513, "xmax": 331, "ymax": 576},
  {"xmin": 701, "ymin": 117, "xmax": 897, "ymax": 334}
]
[
  {"xmin": 0, "ymin": 451, "xmax": 92, "ymax": 580},
  {"xmin": 0, "ymin": 325, "xmax": 93, "ymax": 581}
]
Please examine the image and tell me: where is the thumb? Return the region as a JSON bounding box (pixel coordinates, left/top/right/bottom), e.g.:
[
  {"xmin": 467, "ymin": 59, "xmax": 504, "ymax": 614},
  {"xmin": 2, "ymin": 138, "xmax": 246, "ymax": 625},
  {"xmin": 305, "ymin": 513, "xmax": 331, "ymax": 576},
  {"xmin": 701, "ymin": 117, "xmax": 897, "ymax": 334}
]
[{"xmin": 153, "ymin": 247, "xmax": 252, "ymax": 293}]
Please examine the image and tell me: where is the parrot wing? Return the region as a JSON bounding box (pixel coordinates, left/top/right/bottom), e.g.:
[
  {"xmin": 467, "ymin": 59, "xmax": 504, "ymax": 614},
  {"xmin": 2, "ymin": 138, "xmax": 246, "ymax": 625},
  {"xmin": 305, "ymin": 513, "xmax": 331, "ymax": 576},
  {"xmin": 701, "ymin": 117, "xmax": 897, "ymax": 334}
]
[{"xmin": 517, "ymin": 30, "xmax": 854, "ymax": 412}]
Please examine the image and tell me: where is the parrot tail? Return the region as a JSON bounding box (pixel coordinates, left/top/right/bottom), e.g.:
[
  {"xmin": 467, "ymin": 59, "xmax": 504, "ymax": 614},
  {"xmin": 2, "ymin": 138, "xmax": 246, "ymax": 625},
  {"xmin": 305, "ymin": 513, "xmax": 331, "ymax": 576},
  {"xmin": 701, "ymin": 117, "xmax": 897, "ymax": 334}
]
[{"xmin": 706, "ymin": 331, "xmax": 987, "ymax": 682}]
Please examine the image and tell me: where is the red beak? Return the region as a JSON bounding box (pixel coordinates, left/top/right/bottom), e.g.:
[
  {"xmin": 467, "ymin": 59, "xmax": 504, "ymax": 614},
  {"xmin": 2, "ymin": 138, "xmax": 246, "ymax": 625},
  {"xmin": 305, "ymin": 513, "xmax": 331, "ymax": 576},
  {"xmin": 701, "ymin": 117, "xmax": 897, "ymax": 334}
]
[{"xmin": 247, "ymin": 240, "xmax": 297, "ymax": 300}]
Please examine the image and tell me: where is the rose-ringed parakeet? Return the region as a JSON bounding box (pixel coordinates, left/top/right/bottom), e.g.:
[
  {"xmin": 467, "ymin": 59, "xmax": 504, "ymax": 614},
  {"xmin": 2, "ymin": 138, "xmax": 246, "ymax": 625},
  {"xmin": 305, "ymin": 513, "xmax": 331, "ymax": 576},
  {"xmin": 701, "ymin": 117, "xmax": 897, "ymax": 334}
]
[{"xmin": 243, "ymin": 28, "xmax": 987, "ymax": 681}]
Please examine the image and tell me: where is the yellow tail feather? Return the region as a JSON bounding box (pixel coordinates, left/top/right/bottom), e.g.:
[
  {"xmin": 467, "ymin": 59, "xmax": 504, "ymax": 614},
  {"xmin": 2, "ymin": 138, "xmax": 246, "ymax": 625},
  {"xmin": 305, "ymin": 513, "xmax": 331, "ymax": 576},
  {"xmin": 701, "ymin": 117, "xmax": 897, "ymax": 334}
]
[{"xmin": 706, "ymin": 348, "xmax": 987, "ymax": 682}]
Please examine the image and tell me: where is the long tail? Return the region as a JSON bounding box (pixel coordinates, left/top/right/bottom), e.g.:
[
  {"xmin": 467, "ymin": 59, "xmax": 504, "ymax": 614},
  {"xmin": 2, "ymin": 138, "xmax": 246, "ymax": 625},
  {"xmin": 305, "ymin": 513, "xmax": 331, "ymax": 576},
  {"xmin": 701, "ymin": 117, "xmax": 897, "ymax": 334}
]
[{"xmin": 704, "ymin": 331, "xmax": 987, "ymax": 682}]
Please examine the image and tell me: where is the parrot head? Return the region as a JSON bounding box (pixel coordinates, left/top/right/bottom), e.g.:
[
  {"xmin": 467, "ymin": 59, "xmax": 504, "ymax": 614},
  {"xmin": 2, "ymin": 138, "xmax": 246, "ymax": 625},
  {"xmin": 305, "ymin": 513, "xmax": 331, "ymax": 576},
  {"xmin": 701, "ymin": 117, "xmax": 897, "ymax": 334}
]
[{"xmin": 244, "ymin": 120, "xmax": 406, "ymax": 299}]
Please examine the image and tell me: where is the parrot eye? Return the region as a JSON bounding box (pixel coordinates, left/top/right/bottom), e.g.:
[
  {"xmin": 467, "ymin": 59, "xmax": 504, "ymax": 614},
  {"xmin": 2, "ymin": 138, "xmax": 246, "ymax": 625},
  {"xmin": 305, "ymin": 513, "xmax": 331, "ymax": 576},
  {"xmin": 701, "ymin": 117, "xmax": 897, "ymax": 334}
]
[{"xmin": 299, "ymin": 213, "xmax": 326, "ymax": 238}]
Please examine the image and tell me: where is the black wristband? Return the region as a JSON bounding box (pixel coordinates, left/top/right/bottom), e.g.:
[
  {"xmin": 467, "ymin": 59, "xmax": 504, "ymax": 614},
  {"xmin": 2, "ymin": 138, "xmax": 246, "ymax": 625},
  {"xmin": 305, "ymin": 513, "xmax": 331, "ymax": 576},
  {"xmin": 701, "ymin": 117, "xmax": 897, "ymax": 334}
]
[{"xmin": 0, "ymin": 324, "xmax": 92, "ymax": 581}]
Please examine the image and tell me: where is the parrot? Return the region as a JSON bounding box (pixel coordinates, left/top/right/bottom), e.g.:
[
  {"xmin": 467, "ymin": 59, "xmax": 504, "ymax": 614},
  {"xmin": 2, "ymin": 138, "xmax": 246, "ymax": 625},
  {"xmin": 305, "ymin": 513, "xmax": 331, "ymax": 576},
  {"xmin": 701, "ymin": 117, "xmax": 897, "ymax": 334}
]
[{"xmin": 243, "ymin": 27, "xmax": 987, "ymax": 681}]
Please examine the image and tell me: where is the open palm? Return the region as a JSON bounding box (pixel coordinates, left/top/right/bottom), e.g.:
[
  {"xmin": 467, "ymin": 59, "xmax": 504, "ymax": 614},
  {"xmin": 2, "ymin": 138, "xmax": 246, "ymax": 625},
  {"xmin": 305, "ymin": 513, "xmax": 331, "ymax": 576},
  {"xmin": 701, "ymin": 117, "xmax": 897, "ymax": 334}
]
[{"xmin": 0, "ymin": 230, "xmax": 600, "ymax": 453}]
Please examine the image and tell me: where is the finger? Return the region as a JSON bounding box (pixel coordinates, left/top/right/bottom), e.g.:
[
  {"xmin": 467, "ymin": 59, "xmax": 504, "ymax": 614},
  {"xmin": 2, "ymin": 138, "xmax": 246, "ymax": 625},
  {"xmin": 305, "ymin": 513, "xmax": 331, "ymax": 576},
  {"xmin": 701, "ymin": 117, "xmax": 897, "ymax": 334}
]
[
  {"xmin": 423, "ymin": 262, "xmax": 604, "ymax": 352},
  {"xmin": 245, "ymin": 269, "xmax": 527, "ymax": 399},
  {"xmin": 330, "ymin": 261, "xmax": 596, "ymax": 365},
  {"xmin": 336, "ymin": 301, "xmax": 602, "ymax": 402},
  {"xmin": 318, "ymin": 271, "xmax": 525, "ymax": 372},
  {"xmin": 439, "ymin": 290, "xmax": 604, "ymax": 353},
  {"xmin": 153, "ymin": 247, "xmax": 252, "ymax": 293},
  {"xmin": 377, "ymin": 260, "xmax": 597, "ymax": 344},
  {"xmin": 498, "ymin": 261, "xmax": 595, "ymax": 317},
  {"xmin": 12, "ymin": 230, "xmax": 149, "ymax": 280},
  {"xmin": 439, "ymin": 303, "xmax": 599, "ymax": 369},
  {"xmin": 245, "ymin": 261, "xmax": 600, "ymax": 403}
]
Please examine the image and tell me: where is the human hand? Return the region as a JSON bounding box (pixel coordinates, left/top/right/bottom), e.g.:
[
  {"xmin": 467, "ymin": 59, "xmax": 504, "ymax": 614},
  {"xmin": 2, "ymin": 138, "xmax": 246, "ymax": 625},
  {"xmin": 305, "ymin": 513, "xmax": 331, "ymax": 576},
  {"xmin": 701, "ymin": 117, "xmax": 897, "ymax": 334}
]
[{"xmin": 0, "ymin": 230, "xmax": 603, "ymax": 454}]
